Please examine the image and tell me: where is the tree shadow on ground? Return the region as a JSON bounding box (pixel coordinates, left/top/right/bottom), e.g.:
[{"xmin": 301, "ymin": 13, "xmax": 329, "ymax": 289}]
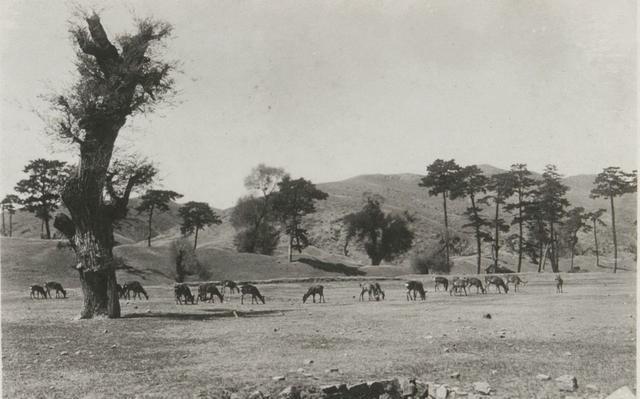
[
  {"xmin": 297, "ymin": 257, "xmax": 365, "ymax": 276},
  {"xmin": 122, "ymin": 308, "xmax": 293, "ymax": 321}
]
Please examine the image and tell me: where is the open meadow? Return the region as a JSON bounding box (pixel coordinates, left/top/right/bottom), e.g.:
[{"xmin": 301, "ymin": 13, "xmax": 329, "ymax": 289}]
[{"xmin": 2, "ymin": 272, "xmax": 635, "ymax": 398}]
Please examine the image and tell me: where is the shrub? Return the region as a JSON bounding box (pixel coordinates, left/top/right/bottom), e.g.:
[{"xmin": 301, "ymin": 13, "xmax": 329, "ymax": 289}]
[
  {"xmin": 170, "ymin": 239, "xmax": 204, "ymax": 282},
  {"xmin": 411, "ymin": 246, "xmax": 452, "ymax": 274}
]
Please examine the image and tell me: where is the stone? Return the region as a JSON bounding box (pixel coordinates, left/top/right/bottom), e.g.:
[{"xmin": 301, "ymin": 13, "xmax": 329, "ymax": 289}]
[
  {"xmin": 278, "ymin": 386, "xmax": 300, "ymax": 399},
  {"xmin": 60, "ymin": 351, "xmax": 69, "ymax": 356},
  {"xmin": 320, "ymin": 385, "xmax": 339, "ymax": 394},
  {"xmin": 586, "ymin": 384, "xmax": 599, "ymax": 392},
  {"xmin": 272, "ymin": 375, "xmax": 286, "ymax": 381},
  {"xmin": 555, "ymin": 375, "xmax": 578, "ymax": 392},
  {"xmin": 605, "ymin": 386, "xmax": 635, "ymax": 399},
  {"xmin": 326, "ymin": 367, "xmax": 339, "ymax": 373},
  {"xmin": 103, "ymin": 329, "xmax": 109, "ymax": 334},
  {"xmin": 450, "ymin": 372, "xmax": 460, "ymax": 379},
  {"xmin": 483, "ymin": 313, "xmax": 492, "ymax": 319},
  {"xmin": 536, "ymin": 374, "xmax": 551, "ymax": 381},
  {"xmin": 110, "ymin": 344, "xmax": 117, "ymax": 349},
  {"xmin": 472, "ymin": 381, "xmax": 491, "ymax": 395},
  {"xmin": 303, "ymin": 359, "xmax": 314, "ymax": 365},
  {"xmin": 248, "ymin": 390, "xmax": 264, "ymax": 399},
  {"xmin": 435, "ymin": 385, "xmax": 449, "ymax": 399},
  {"xmin": 348, "ymin": 382, "xmax": 370, "ymax": 396}
]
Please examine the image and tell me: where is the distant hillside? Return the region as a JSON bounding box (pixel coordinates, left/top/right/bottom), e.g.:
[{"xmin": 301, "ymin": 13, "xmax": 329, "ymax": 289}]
[{"xmin": 3, "ymin": 166, "xmax": 636, "ymax": 274}]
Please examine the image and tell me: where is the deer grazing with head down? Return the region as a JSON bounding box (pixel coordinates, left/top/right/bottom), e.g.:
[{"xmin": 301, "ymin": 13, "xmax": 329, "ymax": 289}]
[
  {"xmin": 122, "ymin": 281, "xmax": 149, "ymax": 300},
  {"xmin": 240, "ymin": 284, "xmax": 265, "ymax": 304},
  {"xmin": 221, "ymin": 280, "xmax": 240, "ymax": 296},
  {"xmin": 44, "ymin": 282, "xmax": 67, "ymax": 298},
  {"xmin": 485, "ymin": 276, "xmax": 509, "ymax": 293},
  {"xmin": 174, "ymin": 283, "xmax": 196, "ymax": 304},
  {"xmin": 467, "ymin": 277, "xmax": 486, "ymax": 294},
  {"xmin": 303, "ymin": 285, "xmax": 325, "ymax": 303},
  {"xmin": 30, "ymin": 285, "xmax": 47, "ymax": 299},
  {"xmin": 506, "ymin": 275, "xmax": 527, "ymax": 292},
  {"xmin": 405, "ymin": 281, "xmax": 426, "ymax": 301},
  {"xmin": 359, "ymin": 282, "xmax": 385, "ymax": 301},
  {"xmin": 198, "ymin": 283, "xmax": 224, "ymax": 303}
]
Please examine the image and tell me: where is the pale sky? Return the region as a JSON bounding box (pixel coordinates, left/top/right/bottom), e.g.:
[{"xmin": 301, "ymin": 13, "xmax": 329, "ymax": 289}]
[{"xmin": 0, "ymin": 0, "xmax": 636, "ymax": 208}]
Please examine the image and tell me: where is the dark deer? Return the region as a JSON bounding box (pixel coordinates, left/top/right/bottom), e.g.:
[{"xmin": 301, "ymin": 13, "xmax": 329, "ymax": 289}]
[
  {"xmin": 434, "ymin": 277, "xmax": 449, "ymax": 292},
  {"xmin": 555, "ymin": 274, "xmax": 563, "ymax": 293},
  {"xmin": 485, "ymin": 276, "xmax": 509, "ymax": 293},
  {"xmin": 116, "ymin": 283, "xmax": 126, "ymax": 299},
  {"xmin": 506, "ymin": 275, "xmax": 527, "ymax": 292},
  {"xmin": 240, "ymin": 284, "xmax": 265, "ymax": 304},
  {"xmin": 174, "ymin": 283, "xmax": 196, "ymax": 304},
  {"xmin": 30, "ymin": 285, "xmax": 47, "ymax": 299},
  {"xmin": 198, "ymin": 283, "xmax": 224, "ymax": 303},
  {"xmin": 303, "ymin": 285, "xmax": 325, "ymax": 303},
  {"xmin": 221, "ymin": 280, "xmax": 240, "ymax": 295},
  {"xmin": 405, "ymin": 281, "xmax": 426, "ymax": 301},
  {"xmin": 449, "ymin": 277, "xmax": 468, "ymax": 296},
  {"xmin": 467, "ymin": 277, "xmax": 485, "ymax": 294},
  {"xmin": 44, "ymin": 282, "xmax": 67, "ymax": 298},
  {"xmin": 123, "ymin": 281, "xmax": 149, "ymax": 300}
]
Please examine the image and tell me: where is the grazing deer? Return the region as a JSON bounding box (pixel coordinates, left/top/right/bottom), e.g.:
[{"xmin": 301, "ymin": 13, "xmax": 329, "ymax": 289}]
[
  {"xmin": 405, "ymin": 281, "xmax": 426, "ymax": 301},
  {"xmin": 198, "ymin": 283, "xmax": 224, "ymax": 303},
  {"xmin": 240, "ymin": 284, "xmax": 265, "ymax": 304},
  {"xmin": 449, "ymin": 277, "xmax": 468, "ymax": 296},
  {"xmin": 116, "ymin": 283, "xmax": 126, "ymax": 299},
  {"xmin": 467, "ymin": 277, "xmax": 486, "ymax": 294},
  {"xmin": 30, "ymin": 285, "xmax": 47, "ymax": 299},
  {"xmin": 303, "ymin": 285, "xmax": 325, "ymax": 303},
  {"xmin": 485, "ymin": 276, "xmax": 509, "ymax": 293},
  {"xmin": 555, "ymin": 274, "xmax": 563, "ymax": 293},
  {"xmin": 123, "ymin": 281, "xmax": 149, "ymax": 300},
  {"xmin": 44, "ymin": 282, "xmax": 67, "ymax": 299},
  {"xmin": 359, "ymin": 283, "xmax": 383, "ymax": 301},
  {"xmin": 174, "ymin": 283, "xmax": 195, "ymax": 304},
  {"xmin": 506, "ymin": 275, "xmax": 527, "ymax": 292},
  {"xmin": 221, "ymin": 280, "xmax": 240, "ymax": 295},
  {"xmin": 434, "ymin": 277, "xmax": 449, "ymax": 292}
]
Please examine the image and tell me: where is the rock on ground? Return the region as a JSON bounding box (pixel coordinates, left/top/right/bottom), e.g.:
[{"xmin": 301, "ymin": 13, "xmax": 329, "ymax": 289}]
[
  {"xmin": 278, "ymin": 385, "xmax": 300, "ymax": 399},
  {"xmin": 555, "ymin": 375, "xmax": 578, "ymax": 392},
  {"xmin": 536, "ymin": 374, "xmax": 551, "ymax": 381},
  {"xmin": 472, "ymin": 381, "xmax": 492, "ymax": 395}
]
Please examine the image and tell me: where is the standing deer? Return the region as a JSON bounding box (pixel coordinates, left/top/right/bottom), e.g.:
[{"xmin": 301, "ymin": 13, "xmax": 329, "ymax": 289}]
[
  {"xmin": 30, "ymin": 285, "xmax": 47, "ymax": 299},
  {"xmin": 44, "ymin": 282, "xmax": 67, "ymax": 298},
  {"xmin": 434, "ymin": 277, "xmax": 449, "ymax": 292},
  {"xmin": 122, "ymin": 281, "xmax": 149, "ymax": 300},
  {"xmin": 555, "ymin": 274, "xmax": 563, "ymax": 293},
  {"xmin": 198, "ymin": 283, "xmax": 224, "ymax": 303},
  {"xmin": 405, "ymin": 281, "xmax": 426, "ymax": 301},
  {"xmin": 485, "ymin": 276, "xmax": 509, "ymax": 293},
  {"xmin": 240, "ymin": 284, "xmax": 265, "ymax": 304},
  {"xmin": 467, "ymin": 277, "xmax": 486, "ymax": 294},
  {"xmin": 221, "ymin": 280, "xmax": 240, "ymax": 295},
  {"xmin": 174, "ymin": 283, "xmax": 196, "ymax": 304},
  {"xmin": 449, "ymin": 277, "xmax": 469, "ymax": 296},
  {"xmin": 506, "ymin": 275, "xmax": 527, "ymax": 292},
  {"xmin": 303, "ymin": 285, "xmax": 325, "ymax": 303}
]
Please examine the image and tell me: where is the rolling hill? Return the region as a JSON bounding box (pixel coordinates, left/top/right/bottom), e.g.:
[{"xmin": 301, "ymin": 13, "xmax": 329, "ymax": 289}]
[{"xmin": 1, "ymin": 166, "xmax": 636, "ymax": 287}]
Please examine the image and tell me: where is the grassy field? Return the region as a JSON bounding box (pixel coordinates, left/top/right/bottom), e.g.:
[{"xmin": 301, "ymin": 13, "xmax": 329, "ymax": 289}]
[{"xmin": 2, "ymin": 272, "xmax": 635, "ymax": 398}]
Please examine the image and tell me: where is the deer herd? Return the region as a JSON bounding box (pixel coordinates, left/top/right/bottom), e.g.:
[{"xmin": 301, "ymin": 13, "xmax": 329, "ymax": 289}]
[{"xmin": 29, "ymin": 273, "xmax": 566, "ymax": 306}]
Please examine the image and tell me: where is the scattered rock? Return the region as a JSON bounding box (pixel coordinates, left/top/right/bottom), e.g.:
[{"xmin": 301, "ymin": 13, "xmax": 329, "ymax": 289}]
[
  {"xmin": 146, "ymin": 309, "xmax": 151, "ymax": 313},
  {"xmin": 490, "ymin": 370, "xmax": 497, "ymax": 375},
  {"xmin": 248, "ymin": 390, "xmax": 264, "ymax": 399},
  {"xmin": 555, "ymin": 375, "xmax": 578, "ymax": 392},
  {"xmin": 110, "ymin": 344, "xmax": 117, "ymax": 349},
  {"xmin": 326, "ymin": 367, "xmax": 339, "ymax": 373},
  {"xmin": 103, "ymin": 329, "xmax": 108, "ymax": 334},
  {"xmin": 74, "ymin": 351, "xmax": 81, "ymax": 356},
  {"xmin": 450, "ymin": 372, "xmax": 460, "ymax": 379},
  {"xmin": 303, "ymin": 359, "xmax": 314, "ymax": 365},
  {"xmin": 60, "ymin": 351, "xmax": 69, "ymax": 356},
  {"xmin": 272, "ymin": 375, "xmax": 286, "ymax": 381},
  {"xmin": 605, "ymin": 386, "xmax": 635, "ymax": 399},
  {"xmin": 586, "ymin": 384, "xmax": 599, "ymax": 392},
  {"xmin": 320, "ymin": 385, "xmax": 339, "ymax": 394},
  {"xmin": 435, "ymin": 385, "xmax": 449, "ymax": 399},
  {"xmin": 473, "ymin": 381, "xmax": 491, "ymax": 395},
  {"xmin": 536, "ymin": 374, "xmax": 551, "ymax": 381},
  {"xmin": 483, "ymin": 313, "xmax": 492, "ymax": 319},
  {"xmin": 278, "ymin": 385, "xmax": 300, "ymax": 399},
  {"xmin": 443, "ymin": 347, "xmax": 450, "ymax": 353}
]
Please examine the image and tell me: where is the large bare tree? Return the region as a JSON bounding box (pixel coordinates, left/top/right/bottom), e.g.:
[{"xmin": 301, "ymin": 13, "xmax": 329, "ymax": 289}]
[{"xmin": 51, "ymin": 13, "xmax": 175, "ymax": 319}]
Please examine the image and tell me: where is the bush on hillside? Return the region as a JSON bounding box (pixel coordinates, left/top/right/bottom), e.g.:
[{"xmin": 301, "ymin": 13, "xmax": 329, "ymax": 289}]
[
  {"xmin": 171, "ymin": 239, "xmax": 206, "ymax": 282},
  {"xmin": 410, "ymin": 246, "xmax": 452, "ymax": 274}
]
